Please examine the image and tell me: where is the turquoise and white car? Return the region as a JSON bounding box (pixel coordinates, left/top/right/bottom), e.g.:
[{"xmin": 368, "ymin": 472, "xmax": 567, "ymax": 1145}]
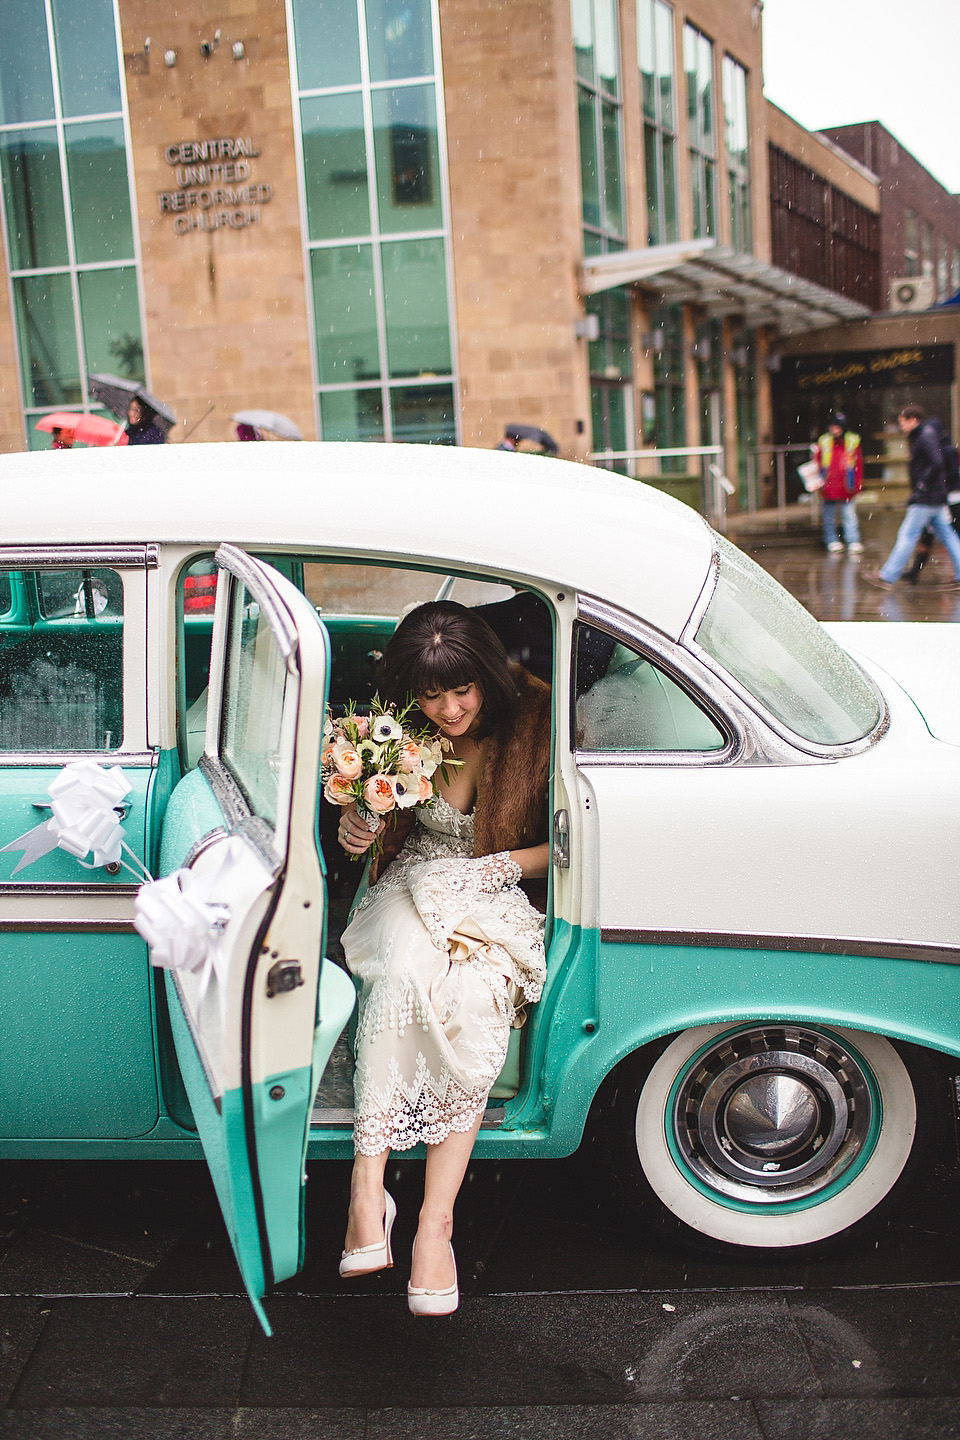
[{"xmin": 2, "ymin": 442, "xmax": 959, "ymax": 1326}]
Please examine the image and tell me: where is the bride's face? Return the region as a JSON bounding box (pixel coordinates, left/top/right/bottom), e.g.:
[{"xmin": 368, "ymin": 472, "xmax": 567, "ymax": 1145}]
[{"xmin": 417, "ymin": 682, "xmax": 483, "ymax": 739}]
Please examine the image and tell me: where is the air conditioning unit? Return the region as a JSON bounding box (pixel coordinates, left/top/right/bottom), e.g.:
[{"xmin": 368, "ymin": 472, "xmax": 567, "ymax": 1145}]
[{"xmin": 889, "ymin": 276, "xmax": 936, "ymax": 311}]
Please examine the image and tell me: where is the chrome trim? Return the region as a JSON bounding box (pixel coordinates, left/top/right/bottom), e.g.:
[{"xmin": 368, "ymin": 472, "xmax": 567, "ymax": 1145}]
[
  {"xmin": 198, "ymin": 755, "xmax": 281, "ymax": 876},
  {"xmin": 601, "ymin": 926, "xmax": 960, "ymax": 967},
  {"xmin": 215, "ymin": 543, "xmax": 298, "ymax": 658},
  {"xmin": 0, "ymin": 545, "xmax": 158, "ymax": 568},
  {"xmin": 183, "ymin": 828, "xmax": 228, "ymax": 869},
  {"xmin": 1, "ymin": 751, "xmax": 156, "ymax": 768},
  {"xmin": 0, "ymin": 918, "xmax": 135, "ymax": 932},
  {"xmin": 0, "ymin": 882, "xmax": 139, "ymax": 896},
  {"xmin": 575, "ymin": 595, "xmax": 818, "ymax": 767},
  {"xmin": 684, "ymin": 537, "xmax": 720, "ymax": 637}
]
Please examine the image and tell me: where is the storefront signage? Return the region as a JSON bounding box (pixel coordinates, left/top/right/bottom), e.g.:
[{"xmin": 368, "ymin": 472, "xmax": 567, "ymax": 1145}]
[
  {"xmin": 792, "ymin": 346, "xmax": 954, "ymax": 391},
  {"xmin": 157, "ymin": 137, "xmax": 273, "ymax": 235}
]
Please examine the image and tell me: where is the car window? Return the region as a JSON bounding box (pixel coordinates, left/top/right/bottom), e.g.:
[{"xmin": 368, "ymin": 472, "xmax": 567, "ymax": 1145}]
[
  {"xmin": 696, "ymin": 535, "xmax": 881, "ymax": 746},
  {"xmin": 575, "ymin": 623, "xmax": 725, "ymax": 752},
  {"xmin": 0, "ymin": 567, "xmax": 124, "ymax": 752},
  {"xmin": 220, "ymin": 578, "xmax": 291, "ymax": 828}
]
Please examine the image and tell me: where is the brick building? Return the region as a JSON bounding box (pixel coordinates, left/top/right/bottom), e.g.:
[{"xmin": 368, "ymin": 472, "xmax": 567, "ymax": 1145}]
[
  {"xmin": 0, "ymin": 0, "xmax": 891, "ymax": 509},
  {"xmin": 821, "ymin": 121, "xmax": 960, "ymax": 306}
]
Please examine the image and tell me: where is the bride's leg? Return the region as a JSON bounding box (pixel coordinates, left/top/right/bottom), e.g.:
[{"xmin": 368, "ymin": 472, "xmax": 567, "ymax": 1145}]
[
  {"xmin": 411, "ymin": 1112, "xmax": 484, "ymax": 1291},
  {"xmin": 344, "ymin": 1149, "xmax": 391, "ymax": 1254}
]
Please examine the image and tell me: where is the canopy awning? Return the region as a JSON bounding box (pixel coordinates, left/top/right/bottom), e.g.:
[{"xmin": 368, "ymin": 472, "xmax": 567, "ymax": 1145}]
[{"xmin": 581, "ymin": 240, "xmax": 872, "ymax": 333}]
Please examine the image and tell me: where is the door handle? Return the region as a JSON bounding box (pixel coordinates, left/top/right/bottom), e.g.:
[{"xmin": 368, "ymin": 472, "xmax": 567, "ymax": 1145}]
[{"xmin": 552, "ymin": 809, "xmax": 570, "ymax": 869}]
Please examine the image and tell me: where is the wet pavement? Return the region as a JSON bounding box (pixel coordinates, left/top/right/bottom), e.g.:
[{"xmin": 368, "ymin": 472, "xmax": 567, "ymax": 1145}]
[{"xmin": 4, "ymin": 499, "xmax": 960, "ymax": 1439}]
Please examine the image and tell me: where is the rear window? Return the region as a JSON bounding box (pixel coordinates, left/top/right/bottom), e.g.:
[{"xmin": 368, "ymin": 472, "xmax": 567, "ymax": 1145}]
[
  {"xmin": 695, "ymin": 536, "xmax": 882, "ymax": 746},
  {"xmin": 0, "ymin": 568, "xmax": 124, "ymax": 752}
]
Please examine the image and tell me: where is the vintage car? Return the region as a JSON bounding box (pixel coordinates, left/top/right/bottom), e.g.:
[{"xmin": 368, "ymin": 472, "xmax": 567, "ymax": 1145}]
[{"xmin": 2, "ymin": 441, "xmax": 960, "ymax": 1328}]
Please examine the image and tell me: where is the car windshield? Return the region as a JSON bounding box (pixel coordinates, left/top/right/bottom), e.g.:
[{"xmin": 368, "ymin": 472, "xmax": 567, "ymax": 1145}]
[{"xmin": 695, "ymin": 535, "xmax": 882, "ymax": 746}]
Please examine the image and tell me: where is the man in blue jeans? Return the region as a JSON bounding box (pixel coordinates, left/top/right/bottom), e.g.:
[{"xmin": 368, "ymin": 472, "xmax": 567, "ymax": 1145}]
[{"xmin": 865, "ymin": 405, "xmax": 960, "ymax": 590}]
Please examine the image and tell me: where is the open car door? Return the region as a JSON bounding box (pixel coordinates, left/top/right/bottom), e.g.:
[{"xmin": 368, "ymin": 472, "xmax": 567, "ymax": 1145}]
[{"xmin": 157, "ymin": 544, "xmax": 354, "ymax": 1333}]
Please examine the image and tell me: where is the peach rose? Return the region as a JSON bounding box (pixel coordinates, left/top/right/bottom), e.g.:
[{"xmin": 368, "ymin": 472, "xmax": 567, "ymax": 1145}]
[
  {"xmin": 333, "ymin": 744, "xmax": 362, "ymax": 780},
  {"xmin": 398, "ymin": 740, "xmax": 421, "ymax": 773},
  {"xmin": 352, "ymin": 714, "xmax": 370, "ymax": 738},
  {"xmin": 418, "ymin": 774, "xmax": 433, "ymax": 802},
  {"xmin": 363, "ymin": 774, "xmax": 396, "ymax": 814},
  {"xmin": 323, "ymin": 774, "xmax": 355, "ymax": 806}
]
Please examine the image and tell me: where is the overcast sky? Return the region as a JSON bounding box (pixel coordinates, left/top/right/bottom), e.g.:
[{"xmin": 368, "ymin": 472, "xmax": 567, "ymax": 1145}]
[{"xmin": 761, "ymin": 0, "xmax": 960, "ymax": 194}]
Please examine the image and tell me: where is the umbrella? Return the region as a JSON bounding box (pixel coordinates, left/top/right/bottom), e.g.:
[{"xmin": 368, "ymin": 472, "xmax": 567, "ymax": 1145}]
[
  {"xmin": 88, "ymin": 374, "xmax": 176, "ymax": 433},
  {"xmin": 35, "ymin": 412, "xmax": 128, "ymax": 447},
  {"xmin": 505, "ymin": 423, "xmax": 559, "ymax": 454},
  {"xmin": 231, "ymin": 409, "xmax": 303, "ymax": 440}
]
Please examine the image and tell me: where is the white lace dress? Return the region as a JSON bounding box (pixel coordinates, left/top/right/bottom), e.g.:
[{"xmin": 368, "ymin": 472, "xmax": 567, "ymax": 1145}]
[{"xmin": 341, "ymin": 795, "xmax": 547, "ymax": 1155}]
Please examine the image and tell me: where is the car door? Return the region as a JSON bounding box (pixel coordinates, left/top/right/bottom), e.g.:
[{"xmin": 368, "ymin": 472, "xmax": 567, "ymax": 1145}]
[{"xmin": 158, "ymin": 543, "xmax": 354, "ymax": 1334}]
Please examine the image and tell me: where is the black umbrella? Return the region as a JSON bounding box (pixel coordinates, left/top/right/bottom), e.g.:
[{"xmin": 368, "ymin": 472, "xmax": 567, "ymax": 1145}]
[
  {"xmin": 88, "ymin": 373, "xmax": 176, "ymax": 433},
  {"xmin": 505, "ymin": 423, "xmax": 559, "ymax": 454}
]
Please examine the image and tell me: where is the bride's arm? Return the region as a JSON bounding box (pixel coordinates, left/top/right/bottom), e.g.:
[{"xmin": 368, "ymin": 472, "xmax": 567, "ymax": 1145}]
[{"xmin": 508, "ymin": 841, "xmax": 550, "ymax": 880}]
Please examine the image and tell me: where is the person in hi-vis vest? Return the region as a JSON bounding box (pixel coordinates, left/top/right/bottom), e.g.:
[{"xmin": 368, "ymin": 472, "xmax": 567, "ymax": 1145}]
[{"xmin": 815, "ymin": 413, "xmax": 864, "ymax": 554}]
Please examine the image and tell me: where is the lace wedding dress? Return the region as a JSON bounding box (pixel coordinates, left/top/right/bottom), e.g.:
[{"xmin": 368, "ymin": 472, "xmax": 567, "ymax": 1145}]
[{"xmin": 342, "ymin": 795, "xmax": 547, "ymax": 1155}]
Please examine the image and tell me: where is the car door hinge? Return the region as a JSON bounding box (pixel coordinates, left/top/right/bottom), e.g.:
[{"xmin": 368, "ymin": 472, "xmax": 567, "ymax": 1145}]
[
  {"xmin": 552, "ymin": 809, "xmax": 570, "ymax": 869},
  {"xmin": 266, "ymin": 958, "xmax": 304, "ymax": 997}
]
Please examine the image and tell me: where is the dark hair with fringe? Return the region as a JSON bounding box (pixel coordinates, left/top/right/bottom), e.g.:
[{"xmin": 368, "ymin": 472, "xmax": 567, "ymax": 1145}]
[
  {"xmin": 378, "ymin": 600, "xmax": 520, "ymax": 739},
  {"xmin": 899, "ymin": 404, "xmax": 926, "ymax": 423}
]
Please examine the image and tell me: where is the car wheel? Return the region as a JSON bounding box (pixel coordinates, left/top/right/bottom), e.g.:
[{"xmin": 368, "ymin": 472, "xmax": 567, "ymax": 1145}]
[{"xmin": 608, "ymin": 1022, "xmax": 922, "ymax": 1249}]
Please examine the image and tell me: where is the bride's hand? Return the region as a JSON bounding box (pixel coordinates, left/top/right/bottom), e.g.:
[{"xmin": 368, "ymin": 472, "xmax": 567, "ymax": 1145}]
[{"xmin": 337, "ymin": 803, "xmax": 384, "ymax": 855}]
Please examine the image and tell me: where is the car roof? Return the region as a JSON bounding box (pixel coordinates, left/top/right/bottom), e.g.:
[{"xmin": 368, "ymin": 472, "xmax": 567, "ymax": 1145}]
[{"xmin": 1, "ymin": 442, "xmax": 715, "ymax": 639}]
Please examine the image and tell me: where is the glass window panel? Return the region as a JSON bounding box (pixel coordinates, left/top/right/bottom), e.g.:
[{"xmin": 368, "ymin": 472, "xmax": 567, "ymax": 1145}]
[
  {"xmin": 593, "ymin": 0, "xmax": 619, "ymax": 97},
  {"xmin": 319, "ymin": 387, "xmax": 384, "ymax": 441},
  {"xmin": 577, "ymin": 88, "xmax": 600, "ymax": 230},
  {"xmin": 390, "ymin": 382, "xmax": 455, "ymax": 443},
  {"xmin": 301, "ymin": 92, "xmax": 370, "ymax": 242},
  {"xmin": 703, "ymin": 158, "xmax": 715, "ymax": 237},
  {"xmin": 381, "ymin": 236, "xmax": 450, "ymax": 377},
  {"xmin": 661, "ymin": 133, "xmax": 677, "ymax": 239},
  {"xmin": 699, "ymin": 34, "xmax": 714, "ymax": 145},
  {"xmin": 0, "ymin": 0, "xmax": 55, "ymax": 125},
  {"xmin": 13, "ymin": 272, "xmax": 80, "ymax": 406},
  {"xmin": 221, "ymin": 580, "xmax": 290, "ymax": 827},
  {"xmin": 0, "ymin": 567, "xmax": 123, "ymax": 752},
  {"xmin": 0, "ymin": 127, "xmax": 68, "ymax": 270},
  {"xmin": 697, "ymin": 534, "xmax": 881, "ymax": 745},
  {"xmin": 77, "ymin": 265, "xmax": 142, "ymax": 379},
  {"xmin": 638, "ymin": 0, "xmax": 655, "ymax": 119},
  {"xmin": 366, "ymin": 0, "xmax": 433, "ymax": 81},
  {"xmin": 644, "ymin": 127, "xmax": 659, "ymax": 245},
  {"xmin": 655, "ymin": 0, "xmax": 675, "ymax": 129},
  {"xmin": 292, "ymin": 0, "xmax": 361, "ymax": 90},
  {"xmin": 371, "ymin": 85, "xmax": 442, "ymax": 233},
  {"xmin": 576, "ymin": 625, "xmax": 724, "ymax": 751},
  {"xmin": 572, "ymin": 0, "xmax": 595, "ymax": 85},
  {"xmin": 601, "ymin": 100, "xmax": 623, "ymax": 236},
  {"xmin": 51, "ymin": 0, "xmax": 122, "ymax": 118},
  {"xmin": 311, "ymin": 243, "xmax": 380, "ymax": 383},
  {"xmin": 66, "ymin": 120, "xmax": 133, "ymax": 263}
]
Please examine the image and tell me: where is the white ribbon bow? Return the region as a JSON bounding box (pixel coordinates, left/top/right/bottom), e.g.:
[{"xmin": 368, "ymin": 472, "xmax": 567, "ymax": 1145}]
[
  {"xmin": 133, "ymin": 838, "xmax": 244, "ymax": 1009},
  {"xmin": 1, "ymin": 760, "xmax": 145, "ymax": 877}
]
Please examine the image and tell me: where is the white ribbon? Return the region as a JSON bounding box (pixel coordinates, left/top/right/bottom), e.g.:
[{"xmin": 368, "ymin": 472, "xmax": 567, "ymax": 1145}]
[
  {"xmin": 1, "ymin": 760, "xmax": 146, "ymax": 878},
  {"xmin": 133, "ymin": 838, "xmax": 244, "ymax": 1009}
]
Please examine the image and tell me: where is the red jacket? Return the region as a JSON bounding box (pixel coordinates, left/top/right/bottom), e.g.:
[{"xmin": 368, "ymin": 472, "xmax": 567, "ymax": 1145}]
[{"xmin": 815, "ymin": 431, "xmax": 863, "ymax": 501}]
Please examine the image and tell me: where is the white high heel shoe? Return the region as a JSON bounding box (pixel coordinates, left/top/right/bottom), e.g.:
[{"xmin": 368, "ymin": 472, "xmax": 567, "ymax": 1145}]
[
  {"xmin": 339, "ymin": 1190, "xmax": 396, "ymax": 1277},
  {"xmin": 407, "ymin": 1237, "xmax": 459, "ymax": 1316}
]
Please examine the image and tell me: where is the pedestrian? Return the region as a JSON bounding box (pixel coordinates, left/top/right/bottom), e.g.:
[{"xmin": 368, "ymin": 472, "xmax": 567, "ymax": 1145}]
[
  {"xmin": 51, "ymin": 426, "xmax": 73, "ymax": 450},
  {"xmin": 496, "ymin": 427, "xmax": 519, "ymax": 451},
  {"xmin": 815, "ymin": 412, "xmax": 864, "ymax": 553},
  {"xmin": 865, "ymin": 405, "xmax": 960, "ymax": 590},
  {"xmin": 125, "ymin": 398, "xmax": 166, "ymax": 445}
]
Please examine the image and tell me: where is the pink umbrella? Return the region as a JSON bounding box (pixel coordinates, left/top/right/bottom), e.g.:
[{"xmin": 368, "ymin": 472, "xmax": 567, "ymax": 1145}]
[{"xmin": 35, "ymin": 412, "xmax": 128, "ymax": 447}]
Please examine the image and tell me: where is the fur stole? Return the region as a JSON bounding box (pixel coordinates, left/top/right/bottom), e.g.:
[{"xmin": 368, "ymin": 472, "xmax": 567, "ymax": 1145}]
[{"xmin": 371, "ymin": 666, "xmax": 551, "ymax": 879}]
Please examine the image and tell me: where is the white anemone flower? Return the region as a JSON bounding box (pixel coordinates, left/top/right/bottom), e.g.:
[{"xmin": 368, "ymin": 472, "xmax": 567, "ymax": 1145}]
[
  {"xmin": 371, "ymin": 714, "xmax": 403, "ymax": 743},
  {"xmin": 393, "ymin": 773, "xmax": 421, "ymax": 809}
]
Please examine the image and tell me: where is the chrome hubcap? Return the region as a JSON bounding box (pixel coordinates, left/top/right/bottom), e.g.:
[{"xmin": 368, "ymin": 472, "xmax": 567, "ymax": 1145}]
[{"xmin": 672, "ymin": 1026, "xmax": 874, "ymax": 1204}]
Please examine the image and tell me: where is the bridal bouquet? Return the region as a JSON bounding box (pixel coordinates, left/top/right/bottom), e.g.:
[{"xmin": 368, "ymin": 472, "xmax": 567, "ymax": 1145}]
[{"xmin": 322, "ymin": 698, "xmax": 459, "ymax": 854}]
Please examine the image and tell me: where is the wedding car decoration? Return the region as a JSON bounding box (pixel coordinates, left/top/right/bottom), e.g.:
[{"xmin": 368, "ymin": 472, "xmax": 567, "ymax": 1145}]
[{"xmin": 0, "ymin": 759, "xmax": 146, "ymax": 878}]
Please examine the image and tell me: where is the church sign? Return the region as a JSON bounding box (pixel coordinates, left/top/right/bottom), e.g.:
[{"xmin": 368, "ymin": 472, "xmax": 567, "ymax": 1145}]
[{"xmin": 157, "ymin": 137, "xmax": 272, "ymax": 234}]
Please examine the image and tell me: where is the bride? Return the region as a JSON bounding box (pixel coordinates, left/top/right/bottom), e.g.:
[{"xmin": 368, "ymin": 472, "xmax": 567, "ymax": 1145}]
[{"xmin": 335, "ymin": 600, "xmax": 551, "ymax": 1314}]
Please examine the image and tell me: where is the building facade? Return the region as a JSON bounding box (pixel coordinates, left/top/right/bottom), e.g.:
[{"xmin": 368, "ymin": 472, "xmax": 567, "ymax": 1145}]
[
  {"xmin": 0, "ymin": 0, "xmax": 880, "ymax": 500},
  {"xmin": 821, "ymin": 121, "xmax": 960, "ymax": 307}
]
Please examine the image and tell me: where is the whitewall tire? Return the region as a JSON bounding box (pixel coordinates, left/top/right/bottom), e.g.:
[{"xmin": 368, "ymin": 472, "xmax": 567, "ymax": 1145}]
[{"xmin": 632, "ymin": 1023, "xmax": 917, "ymax": 1248}]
